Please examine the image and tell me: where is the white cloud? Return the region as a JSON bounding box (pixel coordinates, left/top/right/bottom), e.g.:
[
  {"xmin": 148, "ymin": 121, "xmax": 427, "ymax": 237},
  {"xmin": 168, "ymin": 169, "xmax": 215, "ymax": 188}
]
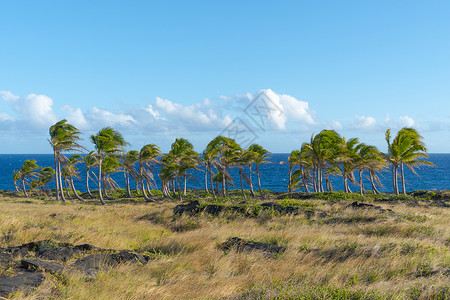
[
  {"xmin": 0, "ymin": 90, "xmax": 19, "ymax": 102},
  {"xmin": 14, "ymin": 93, "xmax": 58, "ymax": 128},
  {"xmin": 0, "ymin": 112, "xmax": 14, "ymax": 122},
  {"xmin": 352, "ymin": 115, "xmax": 377, "ymax": 130},
  {"xmin": 327, "ymin": 120, "xmax": 343, "ymax": 131},
  {"xmin": 399, "ymin": 115, "xmax": 415, "ymax": 127},
  {"xmin": 62, "ymin": 105, "xmax": 89, "ymax": 130},
  {"xmin": 88, "ymin": 107, "xmax": 137, "ymax": 127}
]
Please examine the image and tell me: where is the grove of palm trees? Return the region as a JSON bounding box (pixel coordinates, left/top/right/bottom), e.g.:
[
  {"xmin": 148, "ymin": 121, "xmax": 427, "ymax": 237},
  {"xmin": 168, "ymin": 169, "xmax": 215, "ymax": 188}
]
[
  {"xmin": 12, "ymin": 120, "xmax": 436, "ymax": 203},
  {"xmin": 2, "ymin": 120, "xmax": 448, "ymax": 300}
]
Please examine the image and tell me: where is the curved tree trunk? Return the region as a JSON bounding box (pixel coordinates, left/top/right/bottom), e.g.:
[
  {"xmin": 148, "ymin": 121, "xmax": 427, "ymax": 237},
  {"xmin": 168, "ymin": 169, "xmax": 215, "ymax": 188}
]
[
  {"xmin": 22, "ymin": 179, "xmax": 28, "ymax": 197},
  {"xmin": 302, "ymin": 168, "xmax": 309, "ymax": 193},
  {"xmin": 86, "ymin": 169, "xmax": 94, "ymax": 198},
  {"xmin": 58, "ymin": 161, "xmax": 66, "ymax": 202},
  {"xmin": 225, "ymin": 165, "xmax": 229, "ymax": 197},
  {"xmin": 53, "ymin": 150, "xmax": 60, "ymax": 201},
  {"xmin": 70, "ymin": 178, "xmax": 85, "ymax": 202},
  {"xmin": 248, "ymin": 164, "xmax": 255, "ymax": 198},
  {"xmin": 98, "ymin": 157, "xmax": 106, "ymax": 205},
  {"xmin": 256, "ymin": 164, "xmax": 264, "ymax": 199},
  {"xmin": 369, "ymin": 171, "xmax": 380, "ymax": 195},
  {"xmin": 204, "ymin": 163, "xmax": 209, "ymax": 193}
]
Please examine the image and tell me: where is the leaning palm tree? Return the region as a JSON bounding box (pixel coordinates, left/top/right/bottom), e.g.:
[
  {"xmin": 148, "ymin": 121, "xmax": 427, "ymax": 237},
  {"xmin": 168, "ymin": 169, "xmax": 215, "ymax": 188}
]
[
  {"xmin": 138, "ymin": 144, "xmax": 161, "ymax": 202},
  {"xmin": 90, "ymin": 127, "xmax": 128, "ymax": 205},
  {"xmin": 49, "ymin": 120, "xmax": 84, "ymax": 202},
  {"xmin": 12, "ymin": 170, "xmax": 22, "ymax": 193},
  {"xmin": 123, "ymin": 150, "xmax": 139, "ymax": 198},
  {"xmin": 383, "ymin": 128, "xmax": 434, "ymax": 194},
  {"xmin": 336, "ymin": 137, "xmax": 362, "ymax": 193},
  {"xmin": 247, "ymin": 144, "xmax": 270, "ymax": 198},
  {"xmin": 163, "ymin": 138, "xmax": 200, "ymax": 201},
  {"xmin": 354, "ymin": 144, "xmax": 385, "ymax": 195},
  {"xmin": 19, "ymin": 160, "xmax": 41, "ymax": 197},
  {"xmin": 304, "ymin": 130, "xmax": 341, "ymax": 192},
  {"xmin": 63, "ymin": 154, "xmax": 85, "ymax": 202},
  {"xmin": 206, "ymin": 136, "xmax": 240, "ymax": 197},
  {"xmin": 38, "ymin": 167, "xmax": 55, "ymax": 196},
  {"xmin": 82, "ymin": 151, "xmax": 98, "ymax": 198}
]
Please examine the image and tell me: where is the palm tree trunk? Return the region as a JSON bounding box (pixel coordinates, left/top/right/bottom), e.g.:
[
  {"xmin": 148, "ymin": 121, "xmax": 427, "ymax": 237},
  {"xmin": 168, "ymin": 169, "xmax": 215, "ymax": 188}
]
[
  {"xmin": 302, "ymin": 168, "xmax": 309, "ymax": 193},
  {"xmin": 248, "ymin": 164, "xmax": 255, "ymax": 198},
  {"xmin": 393, "ymin": 165, "xmax": 398, "ymax": 195},
  {"xmin": 98, "ymin": 157, "xmax": 106, "ymax": 205},
  {"xmin": 58, "ymin": 161, "xmax": 66, "ymax": 202},
  {"xmin": 239, "ymin": 168, "xmax": 246, "ymax": 199},
  {"xmin": 177, "ymin": 177, "xmax": 182, "ymax": 201},
  {"xmin": 256, "ymin": 164, "xmax": 264, "ymax": 199},
  {"xmin": 13, "ymin": 181, "xmax": 20, "ymax": 192},
  {"xmin": 22, "ymin": 179, "xmax": 28, "ymax": 197},
  {"xmin": 204, "ymin": 163, "xmax": 209, "ymax": 193},
  {"xmin": 70, "ymin": 178, "xmax": 85, "ymax": 202},
  {"xmin": 359, "ymin": 170, "xmax": 364, "ymax": 195},
  {"xmin": 369, "ymin": 171, "xmax": 380, "ymax": 194},
  {"xmin": 208, "ymin": 164, "xmax": 215, "ymax": 197},
  {"xmin": 222, "ymin": 171, "xmax": 226, "ymax": 198},
  {"xmin": 86, "ymin": 170, "xmax": 94, "ymax": 198},
  {"xmin": 225, "ymin": 165, "xmax": 229, "ymax": 197},
  {"xmin": 53, "ymin": 150, "xmax": 60, "ymax": 201},
  {"xmin": 64, "ymin": 178, "xmax": 71, "ymax": 197},
  {"xmin": 400, "ymin": 163, "xmax": 406, "ymax": 195},
  {"xmin": 125, "ymin": 171, "xmax": 132, "ymax": 198},
  {"xmin": 183, "ymin": 176, "xmax": 187, "ymax": 196}
]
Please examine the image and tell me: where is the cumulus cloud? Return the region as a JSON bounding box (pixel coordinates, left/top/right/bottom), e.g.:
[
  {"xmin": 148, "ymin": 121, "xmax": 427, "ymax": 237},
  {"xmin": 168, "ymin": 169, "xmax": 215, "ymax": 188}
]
[
  {"xmin": 399, "ymin": 115, "xmax": 415, "ymax": 127},
  {"xmin": 352, "ymin": 115, "xmax": 377, "ymax": 130},
  {"xmin": 0, "ymin": 90, "xmax": 20, "ymax": 102},
  {"xmin": 62, "ymin": 106, "xmax": 89, "ymax": 130},
  {"xmin": 88, "ymin": 107, "xmax": 137, "ymax": 127},
  {"xmin": 0, "ymin": 112, "xmax": 14, "ymax": 122}
]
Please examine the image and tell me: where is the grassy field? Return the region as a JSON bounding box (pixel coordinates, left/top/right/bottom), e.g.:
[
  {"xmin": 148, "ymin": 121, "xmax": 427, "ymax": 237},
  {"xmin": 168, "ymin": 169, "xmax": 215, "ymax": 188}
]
[{"xmin": 0, "ymin": 190, "xmax": 449, "ymax": 299}]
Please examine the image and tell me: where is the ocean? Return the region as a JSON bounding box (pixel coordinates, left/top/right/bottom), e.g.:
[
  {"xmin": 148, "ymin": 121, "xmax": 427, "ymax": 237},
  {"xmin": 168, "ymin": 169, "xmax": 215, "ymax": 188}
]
[{"xmin": 1, "ymin": 153, "xmax": 449, "ymax": 193}]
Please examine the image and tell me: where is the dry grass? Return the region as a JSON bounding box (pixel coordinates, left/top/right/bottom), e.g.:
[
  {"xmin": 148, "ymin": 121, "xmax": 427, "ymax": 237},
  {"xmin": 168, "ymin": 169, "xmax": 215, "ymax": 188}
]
[{"xmin": 0, "ymin": 192, "xmax": 449, "ymax": 299}]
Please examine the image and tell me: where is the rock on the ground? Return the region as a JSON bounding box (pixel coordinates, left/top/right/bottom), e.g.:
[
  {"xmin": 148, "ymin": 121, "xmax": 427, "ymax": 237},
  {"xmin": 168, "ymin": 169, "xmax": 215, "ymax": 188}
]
[
  {"xmin": 220, "ymin": 237, "xmax": 286, "ymax": 256},
  {"xmin": 38, "ymin": 247, "xmax": 79, "ymax": 262},
  {"xmin": 0, "ymin": 270, "xmax": 44, "ymax": 297},
  {"xmin": 21, "ymin": 259, "xmax": 66, "ymax": 275}
]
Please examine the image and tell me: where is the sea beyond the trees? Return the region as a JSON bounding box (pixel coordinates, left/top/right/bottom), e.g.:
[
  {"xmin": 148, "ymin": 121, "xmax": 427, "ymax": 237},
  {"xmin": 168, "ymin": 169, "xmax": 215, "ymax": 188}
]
[{"xmin": 2, "ymin": 153, "xmax": 449, "ymax": 193}]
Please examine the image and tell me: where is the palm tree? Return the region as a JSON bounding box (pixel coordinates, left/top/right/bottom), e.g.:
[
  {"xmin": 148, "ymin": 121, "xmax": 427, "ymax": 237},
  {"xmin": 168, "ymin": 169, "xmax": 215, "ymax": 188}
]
[
  {"xmin": 101, "ymin": 155, "xmax": 122, "ymax": 199},
  {"xmin": 304, "ymin": 130, "xmax": 341, "ymax": 192},
  {"xmin": 384, "ymin": 128, "xmax": 434, "ymax": 194},
  {"xmin": 82, "ymin": 151, "xmax": 98, "ymax": 198},
  {"xmin": 37, "ymin": 167, "xmax": 55, "ymax": 196},
  {"xmin": 164, "ymin": 138, "xmax": 200, "ymax": 201},
  {"xmin": 247, "ymin": 144, "xmax": 270, "ymax": 198},
  {"xmin": 138, "ymin": 144, "xmax": 161, "ymax": 202},
  {"xmin": 354, "ymin": 144, "xmax": 385, "ymax": 195},
  {"xmin": 49, "ymin": 120, "xmax": 84, "ymax": 202},
  {"xmin": 90, "ymin": 127, "xmax": 128, "ymax": 205},
  {"xmin": 206, "ymin": 136, "xmax": 240, "ymax": 197},
  {"xmin": 336, "ymin": 137, "xmax": 362, "ymax": 193},
  {"xmin": 19, "ymin": 160, "xmax": 41, "ymax": 197},
  {"xmin": 123, "ymin": 150, "xmax": 139, "ymax": 198},
  {"xmin": 12, "ymin": 171, "xmax": 22, "ymax": 193},
  {"xmin": 62, "ymin": 154, "xmax": 85, "ymax": 202}
]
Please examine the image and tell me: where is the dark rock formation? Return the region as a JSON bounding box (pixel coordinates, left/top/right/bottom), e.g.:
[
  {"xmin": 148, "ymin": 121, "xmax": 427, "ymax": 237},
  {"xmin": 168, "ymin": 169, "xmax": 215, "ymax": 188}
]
[
  {"xmin": 0, "ymin": 270, "xmax": 44, "ymax": 297},
  {"xmin": 219, "ymin": 237, "xmax": 286, "ymax": 256},
  {"xmin": 173, "ymin": 200, "xmax": 201, "ymax": 214}
]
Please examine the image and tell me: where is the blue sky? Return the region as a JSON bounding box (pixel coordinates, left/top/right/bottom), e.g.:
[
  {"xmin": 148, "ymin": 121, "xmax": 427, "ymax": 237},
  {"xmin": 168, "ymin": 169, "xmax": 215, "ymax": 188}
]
[{"xmin": 1, "ymin": 1, "xmax": 449, "ymax": 153}]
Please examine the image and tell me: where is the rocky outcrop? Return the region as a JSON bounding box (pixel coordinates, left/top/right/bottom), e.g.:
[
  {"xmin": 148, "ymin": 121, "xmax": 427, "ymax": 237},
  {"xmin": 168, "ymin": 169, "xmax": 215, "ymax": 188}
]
[
  {"xmin": 0, "ymin": 241, "xmax": 152, "ymax": 297},
  {"xmin": 219, "ymin": 237, "xmax": 286, "ymax": 256}
]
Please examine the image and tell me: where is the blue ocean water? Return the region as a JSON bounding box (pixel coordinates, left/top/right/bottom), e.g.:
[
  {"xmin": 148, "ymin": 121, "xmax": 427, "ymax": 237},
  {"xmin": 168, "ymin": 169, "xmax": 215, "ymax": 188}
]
[{"xmin": 1, "ymin": 153, "xmax": 449, "ymax": 193}]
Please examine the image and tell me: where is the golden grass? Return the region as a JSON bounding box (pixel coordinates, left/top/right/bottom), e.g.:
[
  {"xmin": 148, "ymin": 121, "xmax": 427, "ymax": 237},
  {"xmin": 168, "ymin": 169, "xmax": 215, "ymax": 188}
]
[{"xmin": 0, "ymin": 193, "xmax": 449, "ymax": 299}]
